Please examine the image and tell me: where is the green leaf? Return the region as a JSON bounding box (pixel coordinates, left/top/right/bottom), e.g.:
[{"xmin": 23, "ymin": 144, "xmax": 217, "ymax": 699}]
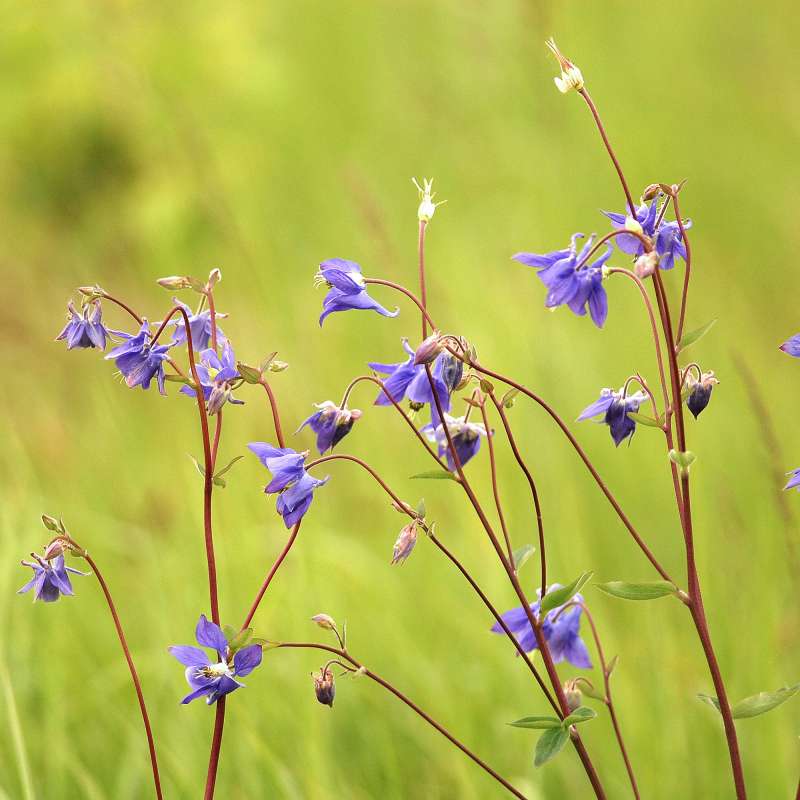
[
  {"xmin": 540, "ymin": 571, "xmax": 593, "ymax": 615},
  {"xmin": 188, "ymin": 454, "xmax": 205, "ymax": 477},
  {"xmin": 214, "ymin": 455, "xmax": 244, "ymax": 480},
  {"xmin": 213, "ymin": 476, "xmax": 227, "ymax": 488},
  {"xmin": 731, "ymin": 684, "xmax": 800, "ymax": 719},
  {"xmin": 228, "ymin": 628, "xmax": 254, "ymax": 653},
  {"xmin": 562, "ymin": 706, "xmax": 597, "ymax": 727},
  {"xmin": 626, "ymin": 411, "xmax": 663, "ymax": 429},
  {"xmin": 512, "ymin": 544, "xmax": 535, "ymax": 571},
  {"xmin": 416, "ymin": 498, "xmax": 427, "ymax": 518},
  {"xmin": 581, "ymin": 683, "xmax": 607, "ymax": 702},
  {"xmin": 669, "ymin": 449, "xmax": 696, "ymax": 469},
  {"xmin": 222, "ymin": 625, "xmax": 237, "ymax": 643},
  {"xmin": 409, "ymin": 470, "xmax": 458, "ymax": 481},
  {"xmin": 165, "ymin": 373, "xmax": 194, "ymax": 385},
  {"xmin": 678, "ymin": 319, "xmax": 717, "ymax": 352},
  {"xmin": 606, "ymin": 654, "xmax": 619, "ymax": 679},
  {"xmin": 595, "ymin": 580, "xmax": 678, "ymax": 601},
  {"xmin": 508, "ymin": 716, "xmax": 561, "ymax": 730},
  {"xmin": 501, "ymin": 388, "xmax": 519, "ymax": 408},
  {"xmin": 697, "ymin": 693, "xmax": 721, "ymax": 713},
  {"xmin": 534, "ymin": 727, "xmax": 570, "ymax": 767}
]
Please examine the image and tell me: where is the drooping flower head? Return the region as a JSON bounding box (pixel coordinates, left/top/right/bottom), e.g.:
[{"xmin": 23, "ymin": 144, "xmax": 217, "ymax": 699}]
[
  {"xmin": 169, "ymin": 615, "xmax": 262, "ymax": 705},
  {"xmin": 491, "ymin": 584, "xmax": 591, "ymax": 668},
  {"xmin": 297, "ymin": 401, "xmax": 362, "ymax": 454},
  {"xmin": 391, "ymin": 520, "xmax": 419, "ymax": 565},
  {"xmin": 167, "ymin": 301, "xmax": 227, "ymax": 352},
  {"xmin": 248, "ymin": 443, "xmax": 328, "ymax": 528},
  {"xmin": 105, "ymin": 320, "xmax": 172, "ymax": 395},
  {"xmin": 368, "ymin": 339, "xmax": 454, "ymax": 425},
  {"xmin": 56, "ymin": 300, "xmax": 110, "ymax": 350},
  {"xmin": 513, "ymin": 234, "xmax": 612, "ymax": 327},
  {"xmin": 18, "ymin": 553, "xmax": 88, "ymax": 603},
  {"xmin": 313, "ymin": 666, "xmax": 336, "ymax": 707},
  {"xmin": 425, "ymin": 413, "xmax": 488, "ymax": 471},
  {"xmin": 578, "ymin": 387, "xmax": 648, "ymax": 446},
  {"xmin": 181, "ymin": 342, "xmax": 243, "ymax": 415},
  {"xmin": 685, "ymin": 370, "xmax": 718, "ymax": 419},
  {"xmin": 315, "ymin": 259, "xmax": 399, "ymax": 326}
]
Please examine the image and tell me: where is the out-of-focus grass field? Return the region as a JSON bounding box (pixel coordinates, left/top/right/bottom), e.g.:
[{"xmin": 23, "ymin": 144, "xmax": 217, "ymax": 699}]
[{"xmin": 2, "ymin": 1, "xmax": 799, "ymax": 797}]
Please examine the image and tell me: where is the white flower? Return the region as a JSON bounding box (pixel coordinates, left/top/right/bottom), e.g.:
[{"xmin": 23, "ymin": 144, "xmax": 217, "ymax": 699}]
[{"xmin": 412, "ymin": 177, "xmax": 446, "ymax": 222}]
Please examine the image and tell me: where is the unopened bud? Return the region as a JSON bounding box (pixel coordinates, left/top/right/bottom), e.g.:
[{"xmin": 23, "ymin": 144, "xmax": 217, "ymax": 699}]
[
  {"xmin": 311, "ymin": 613, "xmax": 337, "ymax": 630},
  {"xmin": 624, "ymin": 216, "xmax": 643, "ymax": 236},
  {"xmin": 391, "ymin": 521, "xmax": 419, "ymax": 565},
  {"xmin": 237, "ymin": 362, "xmax": 262, "ymax": 384},
  {"xmin": 634, "ymin": 251, "xmax": 659, "ymax": 279},
  {"xmin": 43, "ymin": 537, "xmax": 70, "ymax": 560},
  {"xmin": 413, "ymin": 333, "xmax": 444, "ymax": 366},
  {"xmin": 641, "ymin": 184, "xmax": 661, "ymax": 201},
  {"xmin": 157, "ymin": 275, "xmax": 205, "ymax": 292},
  {"xmin": 413, "ymin": 177, "xmax": 446, "ymax": 223},
  {"xmin": 563, "ymin": 679, "xmax": 583, "ymax": 712},
  {"xmin": 545, "ymin": 38, "xmax": 584, "ymax": 93},
  {"xmin": 267, "ymin": 359, "xmax": 289, "ymax": 373},
  {"xmin": 314, "ymin": 667, "xmax": 336, "ymax": 707},
  {"xmin": 78, "ymin": 285, "xmax": 107, "ymax": 300},
  {"xmin": 41, "ymin": 514, "xmax": 62, "ymax": 533},
  {"xmin": 207, "ymin": 268, "xmax": 222, "ymax": 288}
]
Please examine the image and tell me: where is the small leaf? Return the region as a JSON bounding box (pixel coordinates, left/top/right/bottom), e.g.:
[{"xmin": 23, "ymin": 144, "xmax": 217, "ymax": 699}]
[
  {"xmin": 512, "ymin": 544, "xmax": 535, "ymax": 572},
  {"xmin": 409, "ymin": 470, "xmax": 458, "ymax": 481},
  {"xmin": 213, "ymin": 476, "xmax": 227, "ymax": 488},
  {"xmin": 237, "ymin": 362, "xmax": 262, "ymax": 384},
  {"xmin": 595, "ymin": 580, "xmax": 678, "ymax": 601},
  {"xmin": 731, "ymin": 684, "xmax": 800, "ymax": 719},
  {"xmin": 678, "ymin": 319, "xmax": 717, "ymax": 352},
  {"xmin": 606, "ymin": 654, "xmax": 619, "ymax": 678},
  {"xmin": 165, "ymin": 373, "xmax": 194, "ymax": 385},
  {"xmin": 222, "ymin": 625, "xmax": 237, "ymax": 642},
  {"xmin": 254, "ymin": 638, "xmax": 281, "ymax": 650},
  {"xmin": 479, "ymin": 378, "xmax": 494, "ymax": 393},
  {"xmin": 626, "ymin": 411, "xmax": 662, "ymax": 429},
  {"xmin": 416, "ymin": 498, "xmax": 427, "ymax": 518},
  {"xmin": 508, "ymin": 716, "xmax": 561, "ymax": 730},
  {"xmin": 188, "ymin": 455, "xmax": 206, "ymax": 477},
  {"xmin": 214, "ymin": 455, "xmax": 244, "ymax": 480},
  {"xmin": 582, "ymin": 683, "xmax": 607, "ymax": 702},
  {"xmin": 259, "ymin": 352, "xmax": 278, "ymax": 372},
  {"xmin": 562, "ymin": 706, "xmax": 597, "ymax": 727},
  {"xmin": 697, "ymin": 693, "xmax": 721, "ymax": 713},
  {"xmin": 534, "ymin": 727, "xmax": 570, "ymax": 767},
  {"xmin": 501, "ymin": 388, "xmax": 519, "ymax": 408},
  {"xmin": 540, "ymin": 571, "xmax": 593, "ymax": 615},
  {"xmin": 228, "ymin": 628, "xmax": 254, "ymax": 653}
]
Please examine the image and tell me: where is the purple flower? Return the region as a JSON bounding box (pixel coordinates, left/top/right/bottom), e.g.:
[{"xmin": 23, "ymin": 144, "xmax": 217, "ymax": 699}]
[
  {"xmin": 654, "ymin": 220, "xmax": 691, "ymax": 271},
  {"xmin": 297, "ymin": 401, "xmax": 362, "ymax": 454},
  {"xmin": 248, "ymin": 443, "xmax": 328, "ymax": 528},
  {"xmin": 105, "ymin": 321, "xmax": 172, "ymax": 394},
  {"xmin": 425, "ymin": 414, "xmax": 488, "ymax": 471},
  {"xmin": 167, "ymin": 302, "xmax": 227, "ymax": 351},
  {"xmin": 169, "ymin": 615, "xmax": 262, "ymax": 705},
  {"xmin": 56, "ymin": 300, "xmax": 110, "ymax": 350},
  {"xmin": 513, "ymin": 234, "xmax": 612, "ymax": 327},
  {"xmin": 785, "ymin": 469, "xmax": 800, "ymax": 492},
  {"xmin": 685, "ymin": 371, "xmax": 718, "ymax": 419},
  {"xmin": 368, "ymin": 340, "xmax": 454, "ymax": 425},
  {"xmin": 316, "ymin": 259, "xmax": 399, "ymax": 326},
  {"xmin": 490, "ymin": 585, "xmax": 591, "ymax": 668},
  {"xmin": 18, "ymin": 554, "xmax": 88, "ymax": 602},
  {"xmin": 391, "ymin": 521, "xmax": 419, "ymax": 565},
  {"xmin": 578, "ymin": 387, "xmax": 647, "ymax": 446},
  {"xmin": 780, "ymin": 334, "xmax": 800, "ymax": 358},
  {"xmin": 181, "ymin": 342, "xmax": 243, "ymax": 415}
]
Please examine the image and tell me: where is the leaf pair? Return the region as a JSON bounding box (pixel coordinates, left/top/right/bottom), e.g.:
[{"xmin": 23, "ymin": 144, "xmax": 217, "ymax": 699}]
[{"xmin": 510, "ymin": 707, "xmax": 597, "ymax": 766}]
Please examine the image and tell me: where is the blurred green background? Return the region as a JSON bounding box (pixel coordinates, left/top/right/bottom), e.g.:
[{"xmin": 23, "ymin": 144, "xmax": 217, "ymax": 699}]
[{"xmin": 2, "ymin": 1, "xmax": 798, "ymax": 797}]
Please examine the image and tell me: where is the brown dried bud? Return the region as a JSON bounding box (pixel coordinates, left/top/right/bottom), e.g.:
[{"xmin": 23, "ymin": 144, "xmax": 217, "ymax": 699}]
[
  {"xmin": 311, "ymin": 613, "xmax": 337, "ymax": 630},
  {"xmin": 314, "ymin": 667, "xmax": 335, "ymax": 707}
]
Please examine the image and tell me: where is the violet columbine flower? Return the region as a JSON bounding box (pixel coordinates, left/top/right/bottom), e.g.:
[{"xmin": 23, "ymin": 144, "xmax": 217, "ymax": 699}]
[
  {"xmin": 248, "ymin": 443, "xmax": 328, "ymax": 528},
  {"xmin": 297, "ymin": 401, "xmax": 362, "ymax": 454},
  {"xmin": 784, "ymin": 469, "xmax": 800, "ymax": 492},
  {"xmin": 578, "ymin": 387, "xmax": 648, "ymax": 446},
  {"xmin": 315, "ymin": 259, "xmax": 399, "ymax": 326},
  {"xmin": 167, "ymin": 301, "xmax": 227, "ymax": 351},
  {"xmin": 425, "ymin": 414, "xmax": 488, "ymax": 471},
  {"xmin": 105, "ymin": 320, "xmax": 172, "ymax": 394},
  {"xmin": 369, "ymin": 340, "xmax": 453, "ymax": 425},
  {"xmin": 391, "ymin": 520, "xmax": 419, "ymax": 565},
  {"xmin": 169, "ymin": 614, "xmax": 262, "ymax": 705},
  {"xmin": 491, "ymin": 585, "xmax": 591, "ymax": 668},
  {"xmin": 18, "ymin": 554, "xmax": 88, "ymax": 602},
  {"xmin": 181, "ymin": 342, "xmax": 243, "ymax": 415},
  {"xmin": 685, "ymin": 371, "xmax": 718, "ymax": 419},
  {"xmin": 779, "ymin": 334, "xmax": 800, "ymax": 358},
  {"xmin": 56, "ymin": 300, "xmax": 109, "ymax": 350},
  {"xmin": 513, "ymin": 234, "xmax": 612, "ymax": 327}
]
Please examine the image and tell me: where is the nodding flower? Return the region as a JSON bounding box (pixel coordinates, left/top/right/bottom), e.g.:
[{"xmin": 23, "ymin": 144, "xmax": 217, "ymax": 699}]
[
  {"xmin": 166, "ymin": 301, "xmax": 227, "ymax": 352},
  {"xmin": 578, "ymin": 387, "xmax": 648, "ymax": 446},
  {"xmin": 56, "ymin": 300, "xmax": 110, "ymax": 350},
  {"xmin": 424, "ymin": 414, "xmax": 488, "ymax": 471},
  {"xmin": 391, "ymin": 520, "xmax": 419, "ymax": 565},
  {"xmin": 316, "ymin": 259, "xmax": 399, "ymax": 326},
  {"xmin": 297, "ymin": 401, "xmax": 362, "ymax": 454},
  {"xmin": 685, "ymin": 370, "xmax": 718, "ymax": 419},
  {"xmin": 181, "ymin": 342, "xmax": 244, "ymax": 415},
  {"xmin": 105, "ymin": 320, "xmax": 173, "ymax": 395},
  {"xmin": 313, "ymin": 666, "xmax": 336, "ymax": 707},
  {"xmin": 18, "ymin": 553, "xmax": 88, "ymax": 603}
]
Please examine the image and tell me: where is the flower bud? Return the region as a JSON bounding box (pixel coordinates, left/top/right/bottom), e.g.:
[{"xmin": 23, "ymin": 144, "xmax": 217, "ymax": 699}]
[
  {"xmin": 314, "ymin": 667, "xmax": 336, "ymax": 707},
  {"xmin": 563, "ymin": 679, "xmax": 583, "ymax": 712},
  {"xmin": 686, "ymin": 370, "xmax": 718, "ymax": 419},
  {"xmin": 157, "ymin": 275, "xmax": 205, "ymax": 292},
  {"xmin": 41, "ymin": 514, "xmax": 63, "ymax": 533},
  {"xmin": 391, "ymin": 521, "xmax": 419, "ymax": 565},
  {"xmin": 43, "ymin": 537, "xmax": 70, "ymax": 560},
  {"xmin": 311, "ymin": 613, "xmax": 337, "ymax": 630},
  {"xmin": 267, "ymin": 359, "xmax": 289, "ymax": 373},
  {"xmin": 634, "ymin": 251, "xmax": 660, "ymax": 279},
  {"xmin": 413, "ymin": 333, "xmax": 444, "ymax": 366},
  {"xmin": 624, "ymin": 216, "xmax": 644, "ymax": 236},
  {"xmin": 440, "ymin": 353, "xmax": 464, "ymax": 393},
  {"xmin": 237, "ymin": 361, "xmax": 263, "ymax": 384},
  {"xmin": 413, "ymin": 177, "xmax": 445, "ymax": 223},
  {"xmin": 545, "ymin": 38, "xmax": 584, "ymax": 93},
  {"xmin": 207, "ymin": 268, "xmax": 222, "ymax": 288}
]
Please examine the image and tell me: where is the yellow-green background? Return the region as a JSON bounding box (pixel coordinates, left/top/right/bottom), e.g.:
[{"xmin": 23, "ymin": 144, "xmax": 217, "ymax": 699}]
[{"xmin": 2, "ymin": 2, "xmax": 798, "ymax": 798}]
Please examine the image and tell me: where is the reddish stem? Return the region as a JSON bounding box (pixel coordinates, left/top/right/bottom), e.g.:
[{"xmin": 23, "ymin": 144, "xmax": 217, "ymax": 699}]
[
  {"xmin": 671, "ymin": 192, "xmax": 693, "ymax": 345},
  {"xmin": 258, "ymin": 379, "xmax": 285, "ymax": 448},
  {"xmin": 85, "ymin": 554, "xmax": 162, "ymax": 799},
  {"xmin": 364, "ymin": 278, "xmax": 438, "ymax": 331},
  {"xmin": 418, "ymin": 219, "xmax": 429, "ymax": 339},
  {"xmin": 203, "ymin": 699, "xmax": 226, "ymax": 800}
]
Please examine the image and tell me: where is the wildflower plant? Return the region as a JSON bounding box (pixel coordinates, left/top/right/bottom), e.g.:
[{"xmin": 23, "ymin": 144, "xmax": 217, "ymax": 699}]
[{"xmin": 22, "ymin": 39, "xmax": 799, "ymax": 800}]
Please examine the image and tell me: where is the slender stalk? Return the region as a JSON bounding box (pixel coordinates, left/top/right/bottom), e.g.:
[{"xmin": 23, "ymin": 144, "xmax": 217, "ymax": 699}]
[
  {"xmin": 258, "ymin": 379, "xmax": 285, "ymax": 448},
  {"xmin": 207, "ymin": 286, "xmax": 219, "ymax": 353},
  {"xmin": 276, "ymin": 642, "xmax": 529, "ymax": 799},
  {"xmin": 85, "ymin": 554, "xmax": 162, "ymax": 799},
  {"xmin": 203, "ymin": 699, "xmax": 226, "ymax": 800},
  {"xmin": 418, "ymin": 220, "xmax": 429, "ymax": 339},
  {"xmin": 488, "ymin": 394, "xmax": 547, "ymax": 598},
  {"xmin": 476, "ymin": 399, "xmax": 514, "ymax": 565},
  {"xmin": 671, "ymin": 192, "xmax": 693, "ymax": 345},
  {"xmin": 364, "ymin": 277, "xmax": 438, "ymax": 331}
]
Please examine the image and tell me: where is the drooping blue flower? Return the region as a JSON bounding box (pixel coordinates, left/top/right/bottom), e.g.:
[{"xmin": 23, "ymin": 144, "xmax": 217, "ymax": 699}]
[
  {"xmin": 248, "ymin": 443, "xmax": 328, "ymax": 528},
  {"xmin": 297, "ymin": 401, "xmax": 362, "ymax": 454},
  {"xmin": 105, "ymin": 321, "xmax": 172, "ymax": 394},
  {"xmin": 784, "ymin": 469, "xmax": 800, "ymax": 492},
  {"xmin": 316, "ymin": 259, "xmax": 399, "ymax": 326},
  {"xmin": 424, "ymin": 413, "xmax": 488, "ymax": 471},
  {"xmin": 181, "ymin": 342, "xmax": 243, "ymax": 415},
  {"xmin": 685, "ymin": 371, "xmax": 718, "ymax": 419},
  {"xmin": 780, "ymin": 334, "xmax": 800, "ymax": 358},
  {"xmin": 490, "ymin": 585, "xmax": 591, "ymax": 668},
  {"xmin": 578, "ymin": 387, "xmax": 648, "ymax": 446},
  {"xmin": 369, "ymin": 340, "xmax": 453, "ymax": 425},
  {"xmin": 169, "ymin": 614, "xmax": 262, "ymax": 705},
  {"xmin": 18, "ymin": 554, "xmax": 88, "ymax": 603},
  {"xmin": 513, "ymin": 235, "xmax": 612, "ymax": 327},
  {"xmin": 654, "ymin": 220, "xmax": 691, "ymax": 271},
  {"xmin": 167, "ymin": 301, "xmax": 227, "ymax": 352},
  {"xmin": 56, "ymin": 300, "xmax": 110, "ymax": 350}
]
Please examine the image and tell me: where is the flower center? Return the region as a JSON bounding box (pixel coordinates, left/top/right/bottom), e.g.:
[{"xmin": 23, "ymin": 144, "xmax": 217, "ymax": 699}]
[{"xmin": 199, "ymin": 661, "xmax": 233, "ymax": 679}]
